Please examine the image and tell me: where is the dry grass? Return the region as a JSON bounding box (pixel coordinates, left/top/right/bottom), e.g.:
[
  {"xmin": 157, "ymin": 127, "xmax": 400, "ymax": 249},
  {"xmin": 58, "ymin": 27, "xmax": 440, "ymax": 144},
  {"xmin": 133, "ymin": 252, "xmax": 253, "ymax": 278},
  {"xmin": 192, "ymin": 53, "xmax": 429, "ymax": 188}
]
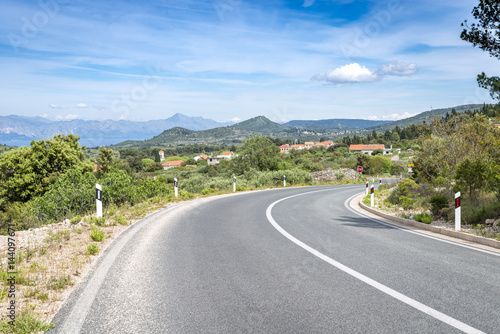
[{"xmin": 0, "ymin": 198, "xmax": 177, "ymax": 332}]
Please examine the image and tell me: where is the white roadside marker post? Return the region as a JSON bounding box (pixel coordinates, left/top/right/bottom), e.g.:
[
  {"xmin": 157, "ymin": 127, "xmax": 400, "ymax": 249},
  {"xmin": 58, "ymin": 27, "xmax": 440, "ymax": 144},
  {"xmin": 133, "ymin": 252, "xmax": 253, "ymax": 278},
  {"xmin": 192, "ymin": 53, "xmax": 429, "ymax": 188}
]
[
  {"xmin": 365, "ymin": 182, "xmax": 369, "ymax": 195},
  {"xmin": 174, "ymin": 178, "xmax": 178, "ymax": 198},
  {"xmin": 96, "ymin": 184, "xmax": 102, "ymax": 218},
  {"xmin": 283, "ymin": 175, "xmax": 286, "ymax": 187},
  {"xmin": 233, "ymin": 176, "xmax": 236, "ymax": 192},
  {"xmin": 370, "ymin": 185, "xmax": 374, "ymax": 207},
  {"xmin": 379, "ymin": 178, "xmax": 382, "ymax": 184},
  {"xmin": 455, "ymin": 192, "xmax": 461, "ymax": 231}
]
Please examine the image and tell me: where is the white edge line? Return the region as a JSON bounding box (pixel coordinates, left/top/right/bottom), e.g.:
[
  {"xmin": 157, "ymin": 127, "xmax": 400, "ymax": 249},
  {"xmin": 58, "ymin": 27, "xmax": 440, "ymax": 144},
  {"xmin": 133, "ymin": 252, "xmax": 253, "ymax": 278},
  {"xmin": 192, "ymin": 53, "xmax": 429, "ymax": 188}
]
[
  {"xmin": 266, "ymin": 189, "xmax": 486, "ymax": 334},
  {"xmin": 344, "ymin": 193, "xmax": 500, "ymax": 258}
]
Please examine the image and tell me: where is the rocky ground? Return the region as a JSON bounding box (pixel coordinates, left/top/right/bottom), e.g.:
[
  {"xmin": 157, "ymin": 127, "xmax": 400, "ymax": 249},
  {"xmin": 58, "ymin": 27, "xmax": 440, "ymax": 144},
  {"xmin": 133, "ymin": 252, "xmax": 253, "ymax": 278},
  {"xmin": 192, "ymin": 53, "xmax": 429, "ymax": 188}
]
[{"xmin": 311, "ymin": 168, "xmax": 361, "ymax": 182}]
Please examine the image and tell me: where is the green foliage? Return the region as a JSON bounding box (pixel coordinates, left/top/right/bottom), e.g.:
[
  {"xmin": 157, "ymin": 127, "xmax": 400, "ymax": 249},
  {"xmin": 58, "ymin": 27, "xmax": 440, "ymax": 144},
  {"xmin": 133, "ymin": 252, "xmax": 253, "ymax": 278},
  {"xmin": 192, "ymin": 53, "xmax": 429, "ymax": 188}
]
[
  {"xmin": 114, "ymin": 214, "xmax": 127, "ymax": 225},
  {"xmin": 96, "ymin": 147, "xmax": 115, "ymax": 177},
  {"xmin": 31, "ymin": 169, "xmax": 97, "ymax": 223},
  {"xmin": 388, "ymin": 179, "xmax": 418, "ymax": 205},
  {"xmin": 455, "ymin": 158, "xmax": 488, "ymax": 201},
  {"xmin": 88, "ymin": 216, "xmax": 106, "ymax": 226},
  {"xmin": 0, "ymin": 309, "xmax": 54, "ymax": 334},
  {"xmin": 461, "ymin": 201, "xmax": 500, "ymax": 225},
  {"xmin": 90, "ymin": 226, "xmax": 105, "ymax": 242},
  {"xmin": 414, "ymin": 212, "xmax": 433, "ymax": 224},
  {"xmin": 461, "ymin": 1, "xmax": 500, "ymax": 99},
  {"xmin": 430, "ymin": 193, "xmax": 449, "ymax": 215},
  {"xmin": 87, "ymin": 244, "xmax": 100, "ymax": 255},
  {"xmin": 232, "ymin": 136, "xmax": 282, "ymax": 173},
  {"xmin": 47, "ymin": 275, "xmax": 73, "ymax": 290},
  {"xmin": 0, "ymin": 134, "xmax": 92, "ymax": 207}
]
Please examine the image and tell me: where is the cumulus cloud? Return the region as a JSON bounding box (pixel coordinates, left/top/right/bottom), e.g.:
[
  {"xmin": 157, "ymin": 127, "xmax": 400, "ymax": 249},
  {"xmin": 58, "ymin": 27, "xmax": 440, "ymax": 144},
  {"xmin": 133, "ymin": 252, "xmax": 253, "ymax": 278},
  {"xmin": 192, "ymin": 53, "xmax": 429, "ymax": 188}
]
[
  {"xmin": 75, "ymin": 103, "xmax": 88, "ymax": 108},
  {"xmin": 312, "ymin": 63, "xmax": 379, "ymax": 83},
  {"xmin": 231, "ymin": 117, "xmax": 241, "ymax": 123},
  {"xmin": 313, "ymin": 61, "xmax": 418, "ymax": 84},
  {"xmin": 378, "ymin": 60, "xmax": 418, "ymax": 76},
  {"xmin": 39, "ymin": 114, "xmax": 48, "ymax": 118},
  {"xmin": 56, "ymin": 114, "xmax": 79, "ymax": 121}
]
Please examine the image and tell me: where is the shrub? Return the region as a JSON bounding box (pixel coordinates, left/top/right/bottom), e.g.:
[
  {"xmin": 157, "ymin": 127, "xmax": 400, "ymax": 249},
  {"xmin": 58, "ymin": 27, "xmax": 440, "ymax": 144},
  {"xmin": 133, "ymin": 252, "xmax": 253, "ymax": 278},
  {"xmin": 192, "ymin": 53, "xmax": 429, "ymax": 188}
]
[
  {"xmin": 430, "ymin": 193, "xmax": 449, "ymax": 215},
  {"xmin": 87, "ymin": 244, "xmax": 99, "ymax": 255},
  {"xmin": 90, "ymin": 226, "xmax": 105, "ymax": 242},
  {"xmin": 114, "ymin": 214, "xmax": 127, "ymax": 225},
  {"xmin": 415, "ymin": 212, "xmax": 433, "ymax": 224},
  {"xmin": 88, "ymin": 216, "xmax": 106, "ymax": 226},
  {"xmin": 388, "ymin": 179, "xmax": 418, "ymax": 205}
]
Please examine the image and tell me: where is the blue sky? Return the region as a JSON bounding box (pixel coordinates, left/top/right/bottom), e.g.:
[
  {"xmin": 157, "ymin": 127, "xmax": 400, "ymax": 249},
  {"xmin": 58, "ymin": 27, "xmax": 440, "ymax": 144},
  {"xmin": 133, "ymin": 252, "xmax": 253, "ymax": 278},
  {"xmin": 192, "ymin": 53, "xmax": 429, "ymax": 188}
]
[{"xmin": 0, "ymin": 0, "xmax": 498, "ymax": 123}]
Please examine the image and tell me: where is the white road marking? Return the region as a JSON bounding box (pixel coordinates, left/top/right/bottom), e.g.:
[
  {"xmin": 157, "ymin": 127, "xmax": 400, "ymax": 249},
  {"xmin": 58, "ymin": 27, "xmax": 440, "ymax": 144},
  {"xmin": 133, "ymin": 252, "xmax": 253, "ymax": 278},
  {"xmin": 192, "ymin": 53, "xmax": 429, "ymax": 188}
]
[{"xmin": 266, "ymin": 189, "xmax": 486, "ymax": 334}]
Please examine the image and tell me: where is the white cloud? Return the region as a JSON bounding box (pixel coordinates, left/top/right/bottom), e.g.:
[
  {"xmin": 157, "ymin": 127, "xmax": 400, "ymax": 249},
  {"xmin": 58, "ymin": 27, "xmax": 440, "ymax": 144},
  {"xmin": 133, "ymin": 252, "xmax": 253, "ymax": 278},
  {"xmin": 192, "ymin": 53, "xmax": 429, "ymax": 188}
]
[
  {"xmin": 378, "ymin": 61, "xmax": 418, "ymax": 76},
  {"xmin": 39, "ymin": 114, "xmax": 48, "ymax": 118},
  {"xmin": 49, "ymin": 103, "xmax": 66, "ymax": 109},
  {"xmin": 312, "ymin": 63, "xmax": 379, "ymax": 83},
  {"xmin": 231, "ymin": 117, "xmax": 241, "ymax": 123},
  {"xmin": 313, "ymin": 61, "xmax": 418, "ymax": 84},
  {"xmin": 303, "ymin": 0, "xmax": 315, "ymax": 7},
  {"xmin": 56, "ymin": 114, "xmax": 79, "ymax": 121},
  {"xmin": 369, "ymin": 112, "xmax": 417, "ymax": 120},
  {"xmin": 93, "ymin": 105, "xmax": 106, "ymax": 110},
  {"xmin": 75, "ymin": 103, "xmax": 88, "ymax": 108}
]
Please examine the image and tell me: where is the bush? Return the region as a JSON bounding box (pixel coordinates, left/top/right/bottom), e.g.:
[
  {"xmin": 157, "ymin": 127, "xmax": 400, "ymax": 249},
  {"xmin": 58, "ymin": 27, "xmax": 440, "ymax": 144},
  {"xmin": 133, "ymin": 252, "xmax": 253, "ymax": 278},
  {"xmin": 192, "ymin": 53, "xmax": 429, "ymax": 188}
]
[
  {"xmin": 88, "ymin": 216, "xmax": 106, "ymax": 226},
  {"xmin": 90, "ymin": 226, "xmax": 105, "ymax": 242},
  {"xmin": 87, "ymin": 244, "xmax": 99, "ymax": 255},
  {"xmin": 415, "ymin": 212, "xmax": 433, "ymax": 224},
  {"xmin": 388, "ymin": 179, "xmax": 418, "ymax": 205},
  {"xmin": 430, "ymin": 193, "xmax": 449, "ymax": 215}
]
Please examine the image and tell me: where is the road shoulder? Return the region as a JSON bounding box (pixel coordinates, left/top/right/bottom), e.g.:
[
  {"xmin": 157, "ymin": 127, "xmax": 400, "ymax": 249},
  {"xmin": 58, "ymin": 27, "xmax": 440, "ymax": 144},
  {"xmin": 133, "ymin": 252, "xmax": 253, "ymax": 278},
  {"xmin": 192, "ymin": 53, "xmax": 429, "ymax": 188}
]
[{"xmin": 350, "ymin": 193, "xmax": 500, "ymax": 254}]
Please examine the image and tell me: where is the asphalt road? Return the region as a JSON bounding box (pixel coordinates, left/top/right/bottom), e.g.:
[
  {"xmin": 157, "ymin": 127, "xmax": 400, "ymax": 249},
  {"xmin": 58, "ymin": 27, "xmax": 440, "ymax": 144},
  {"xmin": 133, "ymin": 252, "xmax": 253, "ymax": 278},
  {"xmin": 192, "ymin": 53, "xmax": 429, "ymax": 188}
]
[{"xmin": 50, "ymin": 183, "xmax": 500, "ymax": 334}]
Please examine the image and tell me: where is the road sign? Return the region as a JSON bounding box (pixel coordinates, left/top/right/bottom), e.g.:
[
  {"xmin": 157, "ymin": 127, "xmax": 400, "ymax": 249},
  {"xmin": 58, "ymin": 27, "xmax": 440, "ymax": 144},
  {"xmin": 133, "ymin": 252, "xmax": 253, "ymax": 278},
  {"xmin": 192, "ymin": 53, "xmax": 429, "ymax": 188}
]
[
  {"xmin": 408, "ymin": 164, "xmax": 414, "ymax": 167},
  {"xmin": 357, "ymin": 166, "xmax": 363, "ymax": 173}
]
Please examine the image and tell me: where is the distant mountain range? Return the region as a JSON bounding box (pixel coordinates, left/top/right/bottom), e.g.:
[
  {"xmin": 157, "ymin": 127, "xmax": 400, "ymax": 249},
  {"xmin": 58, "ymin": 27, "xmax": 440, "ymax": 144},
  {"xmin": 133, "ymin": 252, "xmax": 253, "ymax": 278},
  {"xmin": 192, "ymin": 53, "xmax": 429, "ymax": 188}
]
[
  {"xmin": 283, "ymin": 119, "xmax": 390, "ymax": 131},
  {"xmin": 0, "ymin": 113, "xmax": 233, "ymax": 147},
  {"xmin": 365, "ymin": 104, "xmax": 483, "ymax": 132},
  {"xmin": 0, "ymin": 104, "xmax": 483, "ymax": 147}
]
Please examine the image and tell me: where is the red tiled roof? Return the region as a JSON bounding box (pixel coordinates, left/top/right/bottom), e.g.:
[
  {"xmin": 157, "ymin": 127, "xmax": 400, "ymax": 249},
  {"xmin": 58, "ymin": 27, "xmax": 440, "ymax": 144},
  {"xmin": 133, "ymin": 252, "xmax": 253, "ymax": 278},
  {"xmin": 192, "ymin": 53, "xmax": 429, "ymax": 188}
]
[
  {"xmin": 221, "ymin": 151, "xmax": 234, "ymax": 155},
  {"xmin": 162, "ymin": 160, "xmax": 184, "ymax": 167},
  {"xmin": 349, "ymin": 144, "xmax": 384, "ymax": 150},
  {"xmin": 291, "ymin": 144, "xmax": 303, "ymax": 148},
  {"xmin": 280, "ymin": 144, "xmax": 290, "ymax": 148}
]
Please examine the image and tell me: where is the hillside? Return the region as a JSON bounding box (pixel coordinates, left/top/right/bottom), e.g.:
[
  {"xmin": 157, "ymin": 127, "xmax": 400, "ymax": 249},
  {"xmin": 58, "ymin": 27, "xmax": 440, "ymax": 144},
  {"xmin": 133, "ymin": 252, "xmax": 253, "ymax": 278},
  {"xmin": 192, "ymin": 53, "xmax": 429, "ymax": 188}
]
[
  {"xmin": 366, "ymin": 104, "xmax": 483, "ymax": 132},
  {"xmin": 114, "ymin": 116, "xmax": 306, "ymax": 147},
  {"xmin": 284, "ymin": 118, "xmax": 391, "ymax": 131}
]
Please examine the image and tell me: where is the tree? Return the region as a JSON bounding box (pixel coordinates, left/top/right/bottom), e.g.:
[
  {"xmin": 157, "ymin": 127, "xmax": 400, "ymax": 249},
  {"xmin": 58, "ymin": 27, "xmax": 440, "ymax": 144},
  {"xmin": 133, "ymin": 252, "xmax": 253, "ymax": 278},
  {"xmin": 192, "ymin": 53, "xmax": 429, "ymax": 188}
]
[
  {"xmin": 0, "ymin": 134, "xmax": 92, "ymax": 206},
  {"xmin": 232, "ymin": 136, "xmax": 282, "ymax": 173},
  {"xmin": 455, "ymin": 158, "xmax": 488, "ymax": 202},
  {"xmin": 97, "ymin": 147, "xmax": 115, "ymax": 177},
  {"xmin": 461, "ymin": 0, "xmax": 500, "ymax": 99}
]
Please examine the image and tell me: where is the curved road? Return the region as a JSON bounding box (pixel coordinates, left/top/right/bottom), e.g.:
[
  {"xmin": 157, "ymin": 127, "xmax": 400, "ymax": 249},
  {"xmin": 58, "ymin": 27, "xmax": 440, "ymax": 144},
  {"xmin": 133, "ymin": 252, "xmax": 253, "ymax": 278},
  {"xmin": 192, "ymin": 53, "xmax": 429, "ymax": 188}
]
[{"xmin": 50, "ymin": 184, "xmax": 500, "ymax": 333}]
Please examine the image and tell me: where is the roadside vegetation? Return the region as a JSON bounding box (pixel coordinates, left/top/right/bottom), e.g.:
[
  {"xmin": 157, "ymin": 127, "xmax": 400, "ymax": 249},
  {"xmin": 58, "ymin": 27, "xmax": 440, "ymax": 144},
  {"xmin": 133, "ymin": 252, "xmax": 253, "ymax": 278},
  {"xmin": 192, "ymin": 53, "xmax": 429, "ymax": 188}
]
[{"xmin": 365, "ymin": 105, "xmax": 500, "ymax": 241}]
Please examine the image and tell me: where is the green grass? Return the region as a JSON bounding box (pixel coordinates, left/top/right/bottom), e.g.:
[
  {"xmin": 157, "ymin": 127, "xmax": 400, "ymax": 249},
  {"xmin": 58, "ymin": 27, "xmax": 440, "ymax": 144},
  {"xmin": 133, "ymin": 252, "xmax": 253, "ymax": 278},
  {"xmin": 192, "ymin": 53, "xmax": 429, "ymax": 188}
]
[
  {"xmin": 89, "ymin": 226, "xmax": 105, "ymax": 242},
  {"xmin": 0, "ymin": 309, "xmax": 54, "ymax": 334},
  {"xmin": 86, "ymin": 244, "xmax": 99, "ymax": 255},
  {"xmin": 46, "ymin": 275, "xmax": 73, "ymax": 290}
]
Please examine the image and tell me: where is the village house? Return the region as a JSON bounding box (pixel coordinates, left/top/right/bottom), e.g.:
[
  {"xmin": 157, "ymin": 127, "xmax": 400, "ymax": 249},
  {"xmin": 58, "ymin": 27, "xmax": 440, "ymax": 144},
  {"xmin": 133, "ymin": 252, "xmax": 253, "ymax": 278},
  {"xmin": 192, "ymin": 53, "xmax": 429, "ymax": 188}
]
[
  {"xmin": 194, "ymin": 153, "xmax": 209, "ymax": 161},
  {"xmin": 162, "ymin": 160, "xmax": 184, "ymax": 170},
  {"xmin": 207, "ymin": 151, "xmax": 237, "ymax": 165},
  {"xmin": 279, "ymin": 144, "xmax": 290, "ymax": 154},
  {"xmin": 279, "ymin": 141, "xmax": 333, "ymax": 154},
  {"xmin": 349, "ymin": 144, "xmax": 401, "ymax": 156},
  {"xmin": 159, "ymin": 150, "xmax": 165, "ymax": 161}
]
